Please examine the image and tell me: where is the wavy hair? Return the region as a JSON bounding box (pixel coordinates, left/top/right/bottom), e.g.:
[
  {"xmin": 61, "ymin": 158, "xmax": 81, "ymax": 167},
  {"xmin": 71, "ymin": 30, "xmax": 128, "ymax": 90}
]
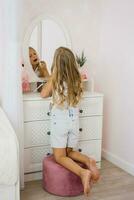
[{"xmin": 51, "ymin": 47, "xmax": 83, "ymax": 107}]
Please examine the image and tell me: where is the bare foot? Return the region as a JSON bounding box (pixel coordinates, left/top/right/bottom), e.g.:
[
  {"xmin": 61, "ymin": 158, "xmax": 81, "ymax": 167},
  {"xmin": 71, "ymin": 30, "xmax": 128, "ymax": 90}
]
[
  {"xmin": 86, "ymin": 158, "xmax": 100, "ymax": 183},
  {"xmin": 80, "ymin": 169, "xmax": 91, "ymax": 197}
]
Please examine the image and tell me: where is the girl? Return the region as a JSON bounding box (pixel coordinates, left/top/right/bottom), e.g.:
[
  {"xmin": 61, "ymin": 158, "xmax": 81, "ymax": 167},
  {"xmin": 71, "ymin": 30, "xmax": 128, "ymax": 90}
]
[
  {"xmin": 41, "ymin": 47, "xmax": 100, "ymax": 196},
  {"xmin": 29, "ymin": 47, "xmax": 50, "ymax": 79}
]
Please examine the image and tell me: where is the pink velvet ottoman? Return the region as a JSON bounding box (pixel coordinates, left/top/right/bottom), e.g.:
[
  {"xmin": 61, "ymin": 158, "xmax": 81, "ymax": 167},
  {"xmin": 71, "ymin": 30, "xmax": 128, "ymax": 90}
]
[{"xmin": 43, "ymin": 155, "xmax": 85, "ymax": 196}]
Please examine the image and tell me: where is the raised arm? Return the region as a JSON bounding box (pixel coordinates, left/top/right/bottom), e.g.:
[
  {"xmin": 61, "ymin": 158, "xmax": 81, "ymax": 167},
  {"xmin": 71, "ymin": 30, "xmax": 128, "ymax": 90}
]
[
  {"xmin": 39, "ymin": 61, "xmax": 50, "ymax": 78},
  {"xmin": 40, "ymin": 76, "xmax": 52, "ymax": 98}
]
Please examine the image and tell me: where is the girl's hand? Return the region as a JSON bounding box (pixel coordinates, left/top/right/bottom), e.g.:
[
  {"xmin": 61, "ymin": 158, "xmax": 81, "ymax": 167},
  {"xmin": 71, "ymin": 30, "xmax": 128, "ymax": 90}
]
[
  {"xmin": 38, "ymin": 61, "xmax": 50, "ymax": 78},
  {"xmin": 40, "ymin": 76, "xmax": 52, "ymax": 98}
]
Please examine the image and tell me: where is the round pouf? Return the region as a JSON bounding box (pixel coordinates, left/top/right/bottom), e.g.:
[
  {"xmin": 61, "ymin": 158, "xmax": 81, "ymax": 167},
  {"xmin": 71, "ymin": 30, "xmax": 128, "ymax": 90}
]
[{"xmin": 43, "ymin": 155, "xmax": 85, "ymax": 196}]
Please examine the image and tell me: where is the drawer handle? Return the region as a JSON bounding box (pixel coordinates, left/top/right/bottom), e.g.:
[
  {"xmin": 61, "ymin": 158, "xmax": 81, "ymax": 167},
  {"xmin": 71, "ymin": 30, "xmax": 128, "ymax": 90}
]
[
  {"xmin": 47, "ymin": 131, "xmax": 51, "ymax": 135},
  {"xmin": 47, "ymin": 112, "xmax": 50, "ymax": 116},
  {"xmin": 79, "ymin": 109, "xmax": 83, "ymax": 114},
  {"xmin": 78, "ymin": 148, "xmax": 82, "ymax": 152},
  {"xmin": 79, "ymin": 128, "xmax": 83, "ymax": 132},
  {"xmin": 46, "ymin": 153, "xmax": 50, "ymax": 156}
]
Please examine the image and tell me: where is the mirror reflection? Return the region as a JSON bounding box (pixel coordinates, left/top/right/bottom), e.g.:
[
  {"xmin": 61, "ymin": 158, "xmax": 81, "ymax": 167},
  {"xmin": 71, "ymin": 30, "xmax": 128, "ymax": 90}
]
[
  {"xmin": 29, "ymin": 47, "xmax": 50, "ymax": 79},
  {"xmin": 29, "ymin": 19, "xmax": 68, "ymax": 79}
]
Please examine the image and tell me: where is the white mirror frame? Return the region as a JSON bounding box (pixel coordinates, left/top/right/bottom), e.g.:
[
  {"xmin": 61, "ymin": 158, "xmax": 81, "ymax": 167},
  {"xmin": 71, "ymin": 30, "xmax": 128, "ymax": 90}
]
[{"xmin": 23, "ymin": 14, "xmax": 72, "ymax": 82}]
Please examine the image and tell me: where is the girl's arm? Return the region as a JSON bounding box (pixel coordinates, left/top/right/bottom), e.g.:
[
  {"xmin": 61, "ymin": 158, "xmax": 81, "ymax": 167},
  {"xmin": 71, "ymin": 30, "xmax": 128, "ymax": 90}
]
[
  {"xmin": 39, "ymin": 61, "xmax": 50, "ymax": 78},
  {"xmin": 40, "ymin": 76, "xmax": 52, "ymax": 98}
]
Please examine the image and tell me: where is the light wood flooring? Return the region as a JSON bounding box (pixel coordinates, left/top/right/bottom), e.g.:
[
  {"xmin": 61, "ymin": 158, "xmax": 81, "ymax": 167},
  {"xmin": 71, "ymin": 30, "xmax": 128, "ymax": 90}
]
[{"xmin": 21, "ymin": 159, "xmax": 134, "ymax": 200}]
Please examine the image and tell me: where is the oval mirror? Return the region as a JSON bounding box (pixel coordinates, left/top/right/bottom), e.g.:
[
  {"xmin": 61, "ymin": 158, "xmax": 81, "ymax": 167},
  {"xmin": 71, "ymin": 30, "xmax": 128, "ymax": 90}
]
[{"xmin": 23, "ymin": 16, "xmax": 71, "ymax": 83}]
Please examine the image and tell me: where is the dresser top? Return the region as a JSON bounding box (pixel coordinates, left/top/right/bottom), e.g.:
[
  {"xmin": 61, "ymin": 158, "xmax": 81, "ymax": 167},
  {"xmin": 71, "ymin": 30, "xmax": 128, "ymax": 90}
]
[{"xmin": 23, "ymin": 91, "xmax": 103, "ymax": 101}]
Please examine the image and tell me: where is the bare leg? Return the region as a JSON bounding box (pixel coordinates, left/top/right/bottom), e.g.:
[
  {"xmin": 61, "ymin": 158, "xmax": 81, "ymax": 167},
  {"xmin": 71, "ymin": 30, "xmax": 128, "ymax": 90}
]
[
  {"xmin": 53, "ymin": 148, "xmax": 91, "ymax": 196},
  {"xmin": 66, "ymin": 148, "xmax": 100, "ymax": 182}
]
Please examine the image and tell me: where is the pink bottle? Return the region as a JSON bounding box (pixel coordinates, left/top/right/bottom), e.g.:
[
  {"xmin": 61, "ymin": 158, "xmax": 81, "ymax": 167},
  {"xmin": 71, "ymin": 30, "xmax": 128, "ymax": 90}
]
[{"xmin": 21, "ymin": 66, "xmax": 30, "ymax": 93}]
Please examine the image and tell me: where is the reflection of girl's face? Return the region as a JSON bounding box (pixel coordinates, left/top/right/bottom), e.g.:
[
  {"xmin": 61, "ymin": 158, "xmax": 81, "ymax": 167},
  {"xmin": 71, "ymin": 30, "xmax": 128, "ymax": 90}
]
[{"xmin": 29, "ymin": 49, "xmax": 39, "ymax": 66}]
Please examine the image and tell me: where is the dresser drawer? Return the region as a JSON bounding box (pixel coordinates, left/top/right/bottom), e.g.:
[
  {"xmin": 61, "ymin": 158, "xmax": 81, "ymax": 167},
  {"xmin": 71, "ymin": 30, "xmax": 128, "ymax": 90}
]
[
  {"xmin": 24, "ymin": 145, "xmax": 52, "ymax": 173},
  {"xmin": 24, "ymin": 121, "xmax": 51, "ymax": 148},
  {"xmin": 79, "ymin": 97, "xmax": 103, "ymax": 117},
  {"xmin": 79, "ymin": 116, "xmax": 102, "ymax": 140},
  {"xmin": 24, "ymin": 97, "xmax": 103, "ymax": 121},
  {"xmin": 76, "ymin": 140, "xmax": 102, "ymax": 162},
  {"xmin": 24, "ymin": 101, "xmax": 50, "ymax": 122},
  {"xmin": 24, "ymin": 141, "xmax": 101, "ymax": 173},
  {"xmin": 24, "ymin": 116, "xmax": 102, "ymax": 148}
]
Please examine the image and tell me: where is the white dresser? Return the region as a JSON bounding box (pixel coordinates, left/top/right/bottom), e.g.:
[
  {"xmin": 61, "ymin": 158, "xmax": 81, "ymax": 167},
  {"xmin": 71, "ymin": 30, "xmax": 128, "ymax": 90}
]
[{"xmin": 23, "ymin": 92, "xmax": 103, "ymax": 182}]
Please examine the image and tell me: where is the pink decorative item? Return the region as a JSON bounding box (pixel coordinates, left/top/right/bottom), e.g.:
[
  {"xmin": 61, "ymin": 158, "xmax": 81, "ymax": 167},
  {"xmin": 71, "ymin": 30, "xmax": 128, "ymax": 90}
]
[
  {"xmin": 21, "ymin": 68, "xmax": 30, "ymax": 93},
  {"xmin": 43, "ymin": 155, "xmax": 87, "ymax": 196},
  {"xmin": 80, "ymin": 67, "xmax": 89, "ymax": 81}
]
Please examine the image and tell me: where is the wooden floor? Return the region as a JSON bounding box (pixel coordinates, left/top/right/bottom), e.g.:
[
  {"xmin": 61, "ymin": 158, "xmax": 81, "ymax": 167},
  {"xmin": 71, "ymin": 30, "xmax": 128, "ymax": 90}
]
[{"xmin": 21, "ymin": 159, "xmax": 134, "ymax": 200}]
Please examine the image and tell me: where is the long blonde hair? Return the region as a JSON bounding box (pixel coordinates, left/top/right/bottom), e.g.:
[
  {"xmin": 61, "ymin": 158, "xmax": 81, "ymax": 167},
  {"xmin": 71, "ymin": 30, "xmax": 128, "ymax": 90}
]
[{"xmin": 51, "ymin": 47, "xmax": 83, "ymax": 107}]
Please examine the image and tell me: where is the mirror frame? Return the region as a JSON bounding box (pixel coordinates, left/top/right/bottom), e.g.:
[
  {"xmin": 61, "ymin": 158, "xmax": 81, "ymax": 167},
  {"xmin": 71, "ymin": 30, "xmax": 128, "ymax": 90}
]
[{"xmin": 23, "ymin": 14, "xmax": 72, "ymax": 82}]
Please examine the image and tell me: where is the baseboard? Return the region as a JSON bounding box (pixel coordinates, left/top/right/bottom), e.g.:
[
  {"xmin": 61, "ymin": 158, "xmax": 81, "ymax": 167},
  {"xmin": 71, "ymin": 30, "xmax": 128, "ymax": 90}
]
[
  {"xmin": 102, "ymin": 149, "xmax": 134, "ymax": 176},
  {"xmin": 24, "ymin": 172, "xmax": 42, "ymax": 182}
]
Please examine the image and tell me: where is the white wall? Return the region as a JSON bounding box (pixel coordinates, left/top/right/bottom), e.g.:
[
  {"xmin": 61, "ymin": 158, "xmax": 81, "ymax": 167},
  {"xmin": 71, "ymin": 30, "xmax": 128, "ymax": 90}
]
[
  {"xmin": 96, "ymin": 0, "xmax": 134, "ymax": 175},
  {"xmin": 0, "ymin": 3, "xmax": 5, "ymax": 102}
]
